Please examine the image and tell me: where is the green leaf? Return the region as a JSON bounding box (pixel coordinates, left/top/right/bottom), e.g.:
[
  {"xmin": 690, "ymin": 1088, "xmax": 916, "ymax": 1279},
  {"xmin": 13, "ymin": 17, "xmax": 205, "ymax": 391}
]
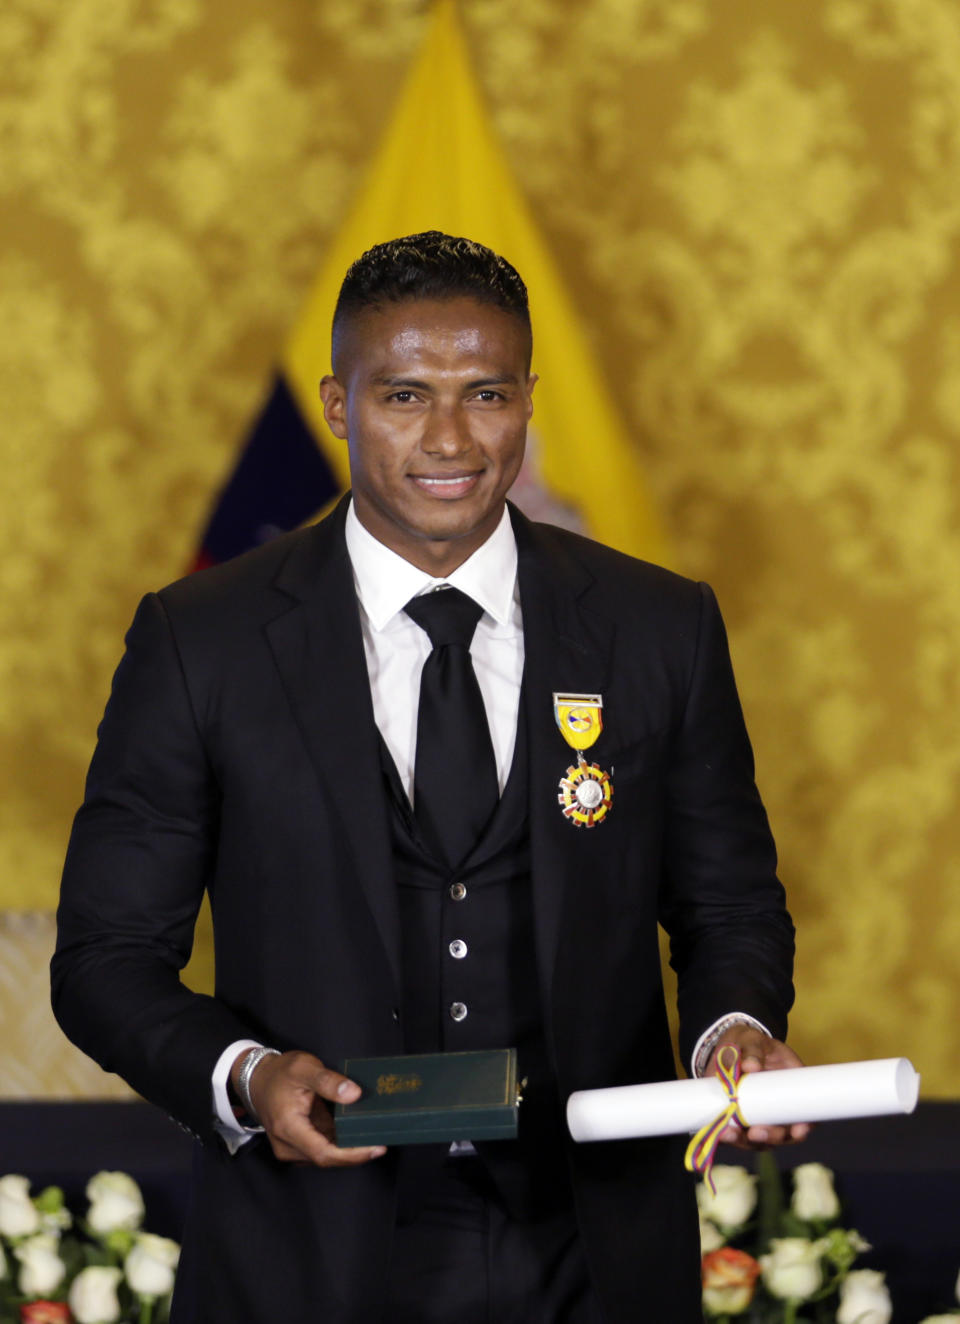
[
  {"xmin": 105, "ymin": 1227, "xmax": 136, "ymax": 1259},
  {"xmin": 33, "ymin": 1186, "xmax": 66, "ymax": 1215}
]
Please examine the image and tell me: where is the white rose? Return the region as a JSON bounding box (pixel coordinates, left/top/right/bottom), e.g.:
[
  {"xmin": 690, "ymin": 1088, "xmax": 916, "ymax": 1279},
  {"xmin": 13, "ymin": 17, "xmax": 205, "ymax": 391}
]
[
  {"xmin": 759, "ymin": 1236, "xmax": 825, "ymax": 1301},
  {"xmin": 791, "ymin": 1163, "xmax": 840, "ymax": 1221},
  {"xmin": 0, "ymin": 1174, "xmax": 41, "ymax": 1238},
  {"xmin": 837, "ymin": 1269, "xmax": 892, "ymax": 1324},
  {"xmin": 125, "ymin": 1232, "xmax": 180, "ymax": 1298},
  {"xmin": 699, "ymin": 1209, "xmax": 726, "ymax": 1253},
  {"xmin": 696, "ymin": 1166, "xmax": 758, "ymax": 1231},
  {"xmin": 86, "ymin": 1171, "xmax": 145, "ymax": 1235},
  {"xmin": 14, "ymin": 1232, "xmax": 67, "ymax": 1297},
  {"xmin": 69, "ymin": 1264, "xmax": 125, "ymax": 1324}
]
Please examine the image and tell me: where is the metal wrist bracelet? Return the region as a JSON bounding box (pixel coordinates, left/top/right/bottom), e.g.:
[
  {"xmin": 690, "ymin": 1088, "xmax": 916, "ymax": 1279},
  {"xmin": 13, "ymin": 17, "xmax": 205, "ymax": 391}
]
[
  {"xmin": 236, "ymin": 1046, "xmax": 281, "ymax": 1128},
  {"xmin": 693, "ymin": 1015, "xmax": 762, "ymax": 1078}
]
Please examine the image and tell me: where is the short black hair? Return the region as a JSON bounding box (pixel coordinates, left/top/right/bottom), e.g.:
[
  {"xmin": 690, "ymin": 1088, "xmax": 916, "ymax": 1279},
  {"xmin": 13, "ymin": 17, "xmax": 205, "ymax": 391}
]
[{"xmin": 332, "ymin": 230, "xmax": 531, "ymax": 366}]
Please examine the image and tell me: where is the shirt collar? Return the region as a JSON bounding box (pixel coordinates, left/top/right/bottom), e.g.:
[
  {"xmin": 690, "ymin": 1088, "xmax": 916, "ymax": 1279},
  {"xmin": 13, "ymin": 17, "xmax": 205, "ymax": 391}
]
[{"xmin": 345, "ymin": 500, "xmax": 518, "ymax": 632}]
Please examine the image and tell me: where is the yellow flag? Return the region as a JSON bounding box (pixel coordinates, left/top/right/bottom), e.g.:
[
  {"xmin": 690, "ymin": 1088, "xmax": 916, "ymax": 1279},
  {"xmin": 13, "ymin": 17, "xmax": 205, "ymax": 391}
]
[{"xmin": 283, "ymin": 0, "xmax": 667, "ymax": 562}]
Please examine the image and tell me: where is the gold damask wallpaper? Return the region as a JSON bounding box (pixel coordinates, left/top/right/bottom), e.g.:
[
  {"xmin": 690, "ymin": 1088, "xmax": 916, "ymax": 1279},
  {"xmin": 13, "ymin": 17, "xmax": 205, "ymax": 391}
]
[{"xmin": 2, "ymin": 0, "xmax": 959, "ymax": 1097}]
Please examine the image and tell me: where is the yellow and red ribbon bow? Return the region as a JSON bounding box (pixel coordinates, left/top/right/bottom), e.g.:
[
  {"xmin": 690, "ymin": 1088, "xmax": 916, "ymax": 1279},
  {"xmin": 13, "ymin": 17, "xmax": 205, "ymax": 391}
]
[{"xmin": 684, "ymin": 1045, "xmax": 748, "ymax": 1193}]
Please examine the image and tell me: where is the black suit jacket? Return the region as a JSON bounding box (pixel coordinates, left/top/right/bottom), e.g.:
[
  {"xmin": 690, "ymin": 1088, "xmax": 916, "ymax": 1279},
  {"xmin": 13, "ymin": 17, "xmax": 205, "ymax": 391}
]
[{"xmin": 53, "ymin": 497, "xmax": 794, "ymax": 1322}]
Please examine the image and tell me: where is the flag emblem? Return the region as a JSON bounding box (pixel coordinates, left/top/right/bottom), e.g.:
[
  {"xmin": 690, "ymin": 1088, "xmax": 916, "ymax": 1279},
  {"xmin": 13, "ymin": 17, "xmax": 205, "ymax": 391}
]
[{"xmin": 553, "ymin": 692, "xmax": 603, "ymax": 752}]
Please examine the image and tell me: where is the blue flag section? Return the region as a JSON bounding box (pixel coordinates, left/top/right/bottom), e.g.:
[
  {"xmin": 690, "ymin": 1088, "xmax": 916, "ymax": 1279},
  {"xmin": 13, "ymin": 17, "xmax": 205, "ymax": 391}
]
[{"xmin": 192, "ymin": 375, "xmax": 340, "ymax": 571}]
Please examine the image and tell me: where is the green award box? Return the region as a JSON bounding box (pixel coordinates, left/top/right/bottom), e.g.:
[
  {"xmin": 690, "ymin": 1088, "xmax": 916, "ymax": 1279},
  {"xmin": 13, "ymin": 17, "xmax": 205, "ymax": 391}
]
[{"xmin": 334, "ymin": 1047, "xmax": 520, "ymax": 1147}]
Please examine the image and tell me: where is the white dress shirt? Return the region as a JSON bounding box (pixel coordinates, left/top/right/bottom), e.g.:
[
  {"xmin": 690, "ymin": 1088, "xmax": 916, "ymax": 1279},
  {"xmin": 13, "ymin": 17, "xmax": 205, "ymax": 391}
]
[
  {"xmin": 211, "ymin": 501, "xmax": 768, "ymax": 1147},
  {"xmin": 344, "ymin": 501, "xmax": 524, "ymax": 802}
]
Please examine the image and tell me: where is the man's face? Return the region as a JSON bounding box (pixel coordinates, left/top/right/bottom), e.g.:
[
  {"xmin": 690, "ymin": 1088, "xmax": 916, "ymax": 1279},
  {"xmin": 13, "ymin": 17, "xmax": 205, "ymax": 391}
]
[{"xmin": 320, "ymin": 296, "xmax": 536, "ymax": 575}]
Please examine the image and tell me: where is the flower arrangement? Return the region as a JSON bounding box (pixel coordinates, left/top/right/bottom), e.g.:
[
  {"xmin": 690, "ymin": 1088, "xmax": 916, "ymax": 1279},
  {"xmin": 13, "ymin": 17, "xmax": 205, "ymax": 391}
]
[
  {"xmin": 698, "ymin": 1156, "xmax": 960, "ymax": 1324},
  {"xmin": 0, "ymin": 1173, "xmax": 178, "ymax": 1324}
]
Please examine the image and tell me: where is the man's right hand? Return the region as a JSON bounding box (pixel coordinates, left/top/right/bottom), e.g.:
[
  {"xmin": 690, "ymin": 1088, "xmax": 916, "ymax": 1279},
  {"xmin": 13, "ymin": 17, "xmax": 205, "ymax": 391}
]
[{"xmin": 232, "ymin": 1048, "xmax": 387, "ymax": 1167}]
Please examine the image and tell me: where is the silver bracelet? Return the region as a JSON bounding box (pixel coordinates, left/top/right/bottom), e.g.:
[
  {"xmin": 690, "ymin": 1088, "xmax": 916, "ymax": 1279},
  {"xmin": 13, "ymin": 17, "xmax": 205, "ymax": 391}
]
[
  {"xmin": 236, "ymin": 1046, "xmax": 281, "ymax": 1128},
  {"xmin": 693, "ymin": 1014, "xmax": 770, "ymax": 1078}
]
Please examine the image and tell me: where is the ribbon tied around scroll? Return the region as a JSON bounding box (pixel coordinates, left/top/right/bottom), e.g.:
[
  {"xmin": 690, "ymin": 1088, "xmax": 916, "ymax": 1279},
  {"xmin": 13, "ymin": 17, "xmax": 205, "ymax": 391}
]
[{"xmin": 683, "ymin": 1045, "xmax": 748, "ymax": 1193}]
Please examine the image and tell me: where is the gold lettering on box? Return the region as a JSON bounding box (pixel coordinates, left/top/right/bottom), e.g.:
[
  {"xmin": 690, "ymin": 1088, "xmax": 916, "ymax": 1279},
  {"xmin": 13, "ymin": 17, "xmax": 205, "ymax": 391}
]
[{"xmin": 376, "ymin": 1073, "xmax": 423, "ymax": 1095}]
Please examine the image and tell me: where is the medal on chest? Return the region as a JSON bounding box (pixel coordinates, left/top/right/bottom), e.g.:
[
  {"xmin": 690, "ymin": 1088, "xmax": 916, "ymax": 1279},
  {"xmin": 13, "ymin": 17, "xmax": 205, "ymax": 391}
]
[{"xmin": 553, "ymin": 693, "xmax": 613, "ymax": 828}]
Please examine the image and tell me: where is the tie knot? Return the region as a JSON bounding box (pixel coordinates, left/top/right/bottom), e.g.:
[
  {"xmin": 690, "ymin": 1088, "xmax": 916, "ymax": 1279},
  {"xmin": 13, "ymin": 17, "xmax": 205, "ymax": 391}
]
[{"xmin": 404, "ymin": 586, "xmax": 484, "ymax": 649}]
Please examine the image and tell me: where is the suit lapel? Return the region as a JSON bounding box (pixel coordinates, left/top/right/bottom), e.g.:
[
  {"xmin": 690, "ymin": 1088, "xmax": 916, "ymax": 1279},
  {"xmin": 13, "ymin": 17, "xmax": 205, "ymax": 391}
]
[
  {"xmin": 512, "ymin": 507, "xmax": 616, "ymax": 1012},
  {"xmin": 264, "ymin": 500, "xmax": 401, "ymax": 998},
  {"xmin": 257, "ymin": 499, "xmax": 617, "ymax": 1014}
]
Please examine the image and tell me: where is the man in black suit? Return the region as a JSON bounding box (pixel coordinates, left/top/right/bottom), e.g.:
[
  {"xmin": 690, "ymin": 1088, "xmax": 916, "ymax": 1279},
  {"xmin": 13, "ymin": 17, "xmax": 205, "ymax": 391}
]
[{"xmin": 53, "ymin": 232, "xmax": 804, "ymax": 1323}]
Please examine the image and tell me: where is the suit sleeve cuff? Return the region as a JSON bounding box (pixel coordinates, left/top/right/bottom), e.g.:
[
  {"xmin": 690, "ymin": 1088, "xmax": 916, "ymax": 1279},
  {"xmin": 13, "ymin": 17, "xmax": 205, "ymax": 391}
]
[
  {"xmin": 212, "ymin": 1038, "xmax": 264, "ymax": 1154},
  {"xmin": 691, "ymin": 1012, "xmax": 773, "ymax": 1078}
]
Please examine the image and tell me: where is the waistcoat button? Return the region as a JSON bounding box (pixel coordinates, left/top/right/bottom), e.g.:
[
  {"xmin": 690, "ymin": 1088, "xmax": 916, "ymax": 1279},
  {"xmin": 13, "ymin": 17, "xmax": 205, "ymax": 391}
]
[
  {"xmin": 449, "ymin": 882, "xmax": 467, "ymax": 901},
  {"xmin": 449, "ymin": 1001, "xmax": 468, "ymax": 1022},
  {"xmin": 449, "ymin": 939, "xmax": 468, "ymax": 959}
]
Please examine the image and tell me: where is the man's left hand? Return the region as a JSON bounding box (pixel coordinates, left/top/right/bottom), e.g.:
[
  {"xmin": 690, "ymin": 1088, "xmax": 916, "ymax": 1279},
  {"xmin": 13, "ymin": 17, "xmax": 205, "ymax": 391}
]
[{"xmin": 705, "ymin": 1024, "xmax": 811, "ymax": 1149}]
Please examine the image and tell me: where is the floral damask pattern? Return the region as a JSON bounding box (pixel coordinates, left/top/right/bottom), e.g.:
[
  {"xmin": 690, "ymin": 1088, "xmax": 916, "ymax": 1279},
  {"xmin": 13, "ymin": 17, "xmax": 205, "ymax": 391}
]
[
  {"xmin": 157, "ymin": 25, "xmax": 355, "ymax": 286},
  {"xmin": 2, "ymin": 0, "xmax": 959, "ymax": 1095}
]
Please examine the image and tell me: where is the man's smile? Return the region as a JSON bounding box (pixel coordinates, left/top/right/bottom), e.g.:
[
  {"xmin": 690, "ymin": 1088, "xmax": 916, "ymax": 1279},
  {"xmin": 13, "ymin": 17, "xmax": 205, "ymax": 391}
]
[{"xmin": 409, "ymin": 473, "xmax": 482, "ymax": 498}]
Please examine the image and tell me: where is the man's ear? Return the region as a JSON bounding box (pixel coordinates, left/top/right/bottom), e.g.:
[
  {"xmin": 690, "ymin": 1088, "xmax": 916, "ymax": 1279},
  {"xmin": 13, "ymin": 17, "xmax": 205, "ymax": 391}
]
[{"xmin": 319, "ymin": 375, "xmax": 348, "ymax": 439}]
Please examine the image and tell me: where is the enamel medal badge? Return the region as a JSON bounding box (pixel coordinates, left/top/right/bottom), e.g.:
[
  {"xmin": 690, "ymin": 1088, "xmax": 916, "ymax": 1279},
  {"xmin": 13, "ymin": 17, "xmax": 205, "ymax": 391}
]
[{"xmin": 554, "ymin": 693, "xmax": 613, "ymax": 828}]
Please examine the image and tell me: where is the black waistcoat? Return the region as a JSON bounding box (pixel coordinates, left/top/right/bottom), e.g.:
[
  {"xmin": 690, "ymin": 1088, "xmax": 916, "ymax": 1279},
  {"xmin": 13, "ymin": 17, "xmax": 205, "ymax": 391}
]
[{"xmin": 378, "ymin": 707, "xmax": 572, "ymax": 1219}]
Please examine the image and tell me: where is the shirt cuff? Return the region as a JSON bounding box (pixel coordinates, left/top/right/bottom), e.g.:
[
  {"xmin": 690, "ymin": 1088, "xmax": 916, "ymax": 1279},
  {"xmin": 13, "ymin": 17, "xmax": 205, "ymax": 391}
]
[
  {"xmin": 212, "ymin": 1038, "xmax": 264, "ymax": 1154},
  {"xmin": 691, "ymin": 1012, "xmax": 773, "ymax": 1079}
]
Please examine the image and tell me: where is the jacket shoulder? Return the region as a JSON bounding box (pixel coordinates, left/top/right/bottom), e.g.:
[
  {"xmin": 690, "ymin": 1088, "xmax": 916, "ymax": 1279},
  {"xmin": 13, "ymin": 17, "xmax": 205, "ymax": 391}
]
[
  {"xmin": 159, "ymin": 527, "xmax": 303, "ymax": 609},
  {"xmin": 155, "ymin": 503, "xmax": 345, "ymax": 627},
  {"xmin": 522, "ymin": 517, "xmax": 708, "ymax": 618}
]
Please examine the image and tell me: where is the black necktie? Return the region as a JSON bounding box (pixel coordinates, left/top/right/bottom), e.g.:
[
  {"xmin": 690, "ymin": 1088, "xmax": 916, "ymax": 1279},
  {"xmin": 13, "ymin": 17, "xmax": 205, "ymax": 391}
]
[{"xmin": 404, "ymin": 587, "xmax": 499, "ymax": 868}]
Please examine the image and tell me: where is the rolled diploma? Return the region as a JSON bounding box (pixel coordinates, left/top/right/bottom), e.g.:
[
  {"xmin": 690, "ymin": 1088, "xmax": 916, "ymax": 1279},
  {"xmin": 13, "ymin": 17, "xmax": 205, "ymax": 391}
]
[{"xmin": 566, "ymin": 1058, "xmax": 920, "ymax": 1143}]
